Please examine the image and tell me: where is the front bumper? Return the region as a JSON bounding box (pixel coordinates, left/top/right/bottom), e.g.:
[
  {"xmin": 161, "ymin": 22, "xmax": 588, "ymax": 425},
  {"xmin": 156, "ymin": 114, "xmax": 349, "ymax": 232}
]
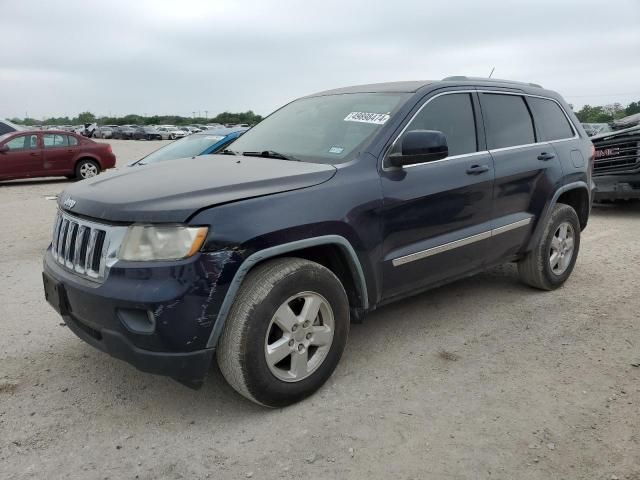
[
  {"xmin": 43, "ymin": 248, "xmax": 237, "ymax": 386},
  {"xmin": 593, "ymin": 172, "xmax": 640, "ymax": 200}
]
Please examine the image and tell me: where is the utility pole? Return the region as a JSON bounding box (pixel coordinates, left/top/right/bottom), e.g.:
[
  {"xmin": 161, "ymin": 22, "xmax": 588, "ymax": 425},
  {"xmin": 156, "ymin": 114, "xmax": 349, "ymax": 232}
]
[
  {"xmin": 192, "ymin": 111, "xmax": 196, "ymax": 119},
  {"xmin": 204, "ymin": 110, "xmax": 208, "ymax": 120}
]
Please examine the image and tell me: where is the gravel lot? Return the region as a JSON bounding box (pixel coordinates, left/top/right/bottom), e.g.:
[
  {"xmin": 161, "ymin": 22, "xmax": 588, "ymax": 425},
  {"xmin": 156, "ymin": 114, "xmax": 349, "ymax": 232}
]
[{"xmin": 1, "ymin": 139, "xmax": 639, "ymax": 479}]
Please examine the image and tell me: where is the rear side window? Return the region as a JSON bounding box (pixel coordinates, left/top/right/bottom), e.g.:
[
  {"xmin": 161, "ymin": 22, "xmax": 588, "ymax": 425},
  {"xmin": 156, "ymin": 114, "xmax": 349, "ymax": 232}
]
[
  {"xmin": 528, "ymin": 97, "xmax": 574, "ymax": 141},
  {"xmin": 481, "ymin": 94, "xmax": 535, "ymax": 149},
  {"xmin": 402, "ymin": 93, "xmax": 477, "ymax": 156},
  {"xmin": 43, "ymin": 134, "xmax": 70, "ymax": 147},
  {"xmin": 69, "ymin": 136, "xmax": 79, "ymax": 146}
]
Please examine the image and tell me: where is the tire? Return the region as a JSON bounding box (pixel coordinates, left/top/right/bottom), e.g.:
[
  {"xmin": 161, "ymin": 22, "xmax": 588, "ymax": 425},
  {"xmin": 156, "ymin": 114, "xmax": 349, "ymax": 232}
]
[
  {"xmin": 518, "ymin": 203, "xmax": 581, "ymax": 290},
  {"xmin": 75, "ymin": 159, "xmax": 101, "ymax": 180},
  {"xmin": 217, "ymin": 258, "xmax": 350, "ymax": 407}
]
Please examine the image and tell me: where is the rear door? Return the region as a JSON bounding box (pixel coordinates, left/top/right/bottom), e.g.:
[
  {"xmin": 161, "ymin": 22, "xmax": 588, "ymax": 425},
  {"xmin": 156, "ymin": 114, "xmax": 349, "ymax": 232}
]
[
  {"xmin": 43, "ymin": 133, "xmax": 77, "ymax": 175},
  {"xmin": 380, "ymin": 91, "xmax": 495, "ymax": 300},
  {"xmin": 479, "ymin": 92, "xmax": 564, "ymax": 264},
  {"xmin": 526, "ymin": 96, "xmax": 580, "ymax": 182},
  {"xmin": 0, "ymin": 133, "xmax": 42, "ymax": 179}
]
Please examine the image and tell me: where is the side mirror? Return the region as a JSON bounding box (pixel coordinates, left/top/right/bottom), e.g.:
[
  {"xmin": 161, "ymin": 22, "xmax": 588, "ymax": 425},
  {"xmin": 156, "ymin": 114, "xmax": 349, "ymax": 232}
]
[
  {"xmin": 388, "ymin": 130, "xmax": 448, "ymax": 167},
  {"xmin": 0, "ymin": 144, "xmax": 8, "ymax": 154}
]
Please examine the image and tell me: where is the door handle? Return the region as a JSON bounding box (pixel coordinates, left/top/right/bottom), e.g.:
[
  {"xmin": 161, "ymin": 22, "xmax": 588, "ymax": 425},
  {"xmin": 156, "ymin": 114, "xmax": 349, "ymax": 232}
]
[
  {"xmin": 537, "ymin": 152, "xmax": 556, "ymax": 161},
  {"xmin": 30, "ymin": 152, "xmax": 38, "ymax": 156},
  {"xmin": 466, "ymin": 164, "xmax": 490, "ymax": 175}
]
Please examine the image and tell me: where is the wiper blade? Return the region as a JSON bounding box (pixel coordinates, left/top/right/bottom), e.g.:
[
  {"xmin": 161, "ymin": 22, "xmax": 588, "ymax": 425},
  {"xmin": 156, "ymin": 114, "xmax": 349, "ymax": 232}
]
[
  {"xmin": 242, "ymin": 150, "xmax": 300, "ymax": 161},
  {"xmin": 220, "ymin": 149, "xmax": 239, "ymax": 155}
]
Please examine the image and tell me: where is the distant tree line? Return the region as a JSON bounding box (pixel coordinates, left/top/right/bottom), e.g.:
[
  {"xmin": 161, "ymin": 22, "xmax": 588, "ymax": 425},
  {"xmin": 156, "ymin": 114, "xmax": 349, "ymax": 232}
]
[
  {"xmin": 9, "ymin": 110, "xmax": 264, "ymax": 127},
  {"xmin": 573, "ymin": 101, "xmax": 640, "ymax": 123}
]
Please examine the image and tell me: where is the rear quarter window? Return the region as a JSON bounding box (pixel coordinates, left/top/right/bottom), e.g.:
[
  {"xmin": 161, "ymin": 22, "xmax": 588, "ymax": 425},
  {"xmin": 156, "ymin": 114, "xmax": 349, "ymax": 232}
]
[
  {"xmin": 527, "ymin": 97, "xmax": 575, "ymax": 141},
  {"xmin": 481, "ymin": 94, "xmax": 535, "ymax": 149}
]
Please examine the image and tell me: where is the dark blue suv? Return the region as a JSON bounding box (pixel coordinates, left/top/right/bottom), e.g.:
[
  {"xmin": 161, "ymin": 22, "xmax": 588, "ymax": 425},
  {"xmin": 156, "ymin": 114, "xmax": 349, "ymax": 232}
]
[{"xmin": 43, "ymin": 77, "xmax": 594, "ymax": 407}]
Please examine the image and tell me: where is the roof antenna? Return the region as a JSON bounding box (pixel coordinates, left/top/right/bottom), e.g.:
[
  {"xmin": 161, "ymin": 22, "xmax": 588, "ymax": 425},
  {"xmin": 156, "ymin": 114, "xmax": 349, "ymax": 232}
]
[{"xmin": 488, "ymin": 67, "xmax": 495, "ymax": 78}]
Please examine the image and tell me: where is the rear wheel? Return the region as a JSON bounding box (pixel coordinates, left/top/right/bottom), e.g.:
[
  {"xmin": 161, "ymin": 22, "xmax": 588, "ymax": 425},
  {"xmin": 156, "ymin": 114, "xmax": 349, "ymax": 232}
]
[
  {"xmin": 518, "ymin": 203, "xmax": 581, "ymax": 290},
  {"xmin": 217, "ymin": 258, "xmax": 350, "ymax": 407},
  {"xmin": 75, "ymin": 159, "xmax": 100, "ymax": 180}
]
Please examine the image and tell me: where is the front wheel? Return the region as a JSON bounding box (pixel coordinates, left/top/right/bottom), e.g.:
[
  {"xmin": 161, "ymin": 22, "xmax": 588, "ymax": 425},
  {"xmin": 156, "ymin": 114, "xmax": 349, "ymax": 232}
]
[
  {"xmin": 217, "ymin": 258, "xmax": 350, "ymax": 407},
  {"xmin": 75, "ymin": 159, "xmax": 101, "ymax": 180},
  {"xmin": 518, "ymin": 203, "xmax": 581, "ymax": 290}
]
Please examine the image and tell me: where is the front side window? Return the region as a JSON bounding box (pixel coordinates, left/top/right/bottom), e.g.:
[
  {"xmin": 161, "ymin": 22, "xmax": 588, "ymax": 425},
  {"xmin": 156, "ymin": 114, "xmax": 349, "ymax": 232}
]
[
  {"xmin": 481, "ymin": 94, "xmax": 535, "ymax": 149},
  {"xmin": 43, "ymin": 134, "xmax": 70, "ymax": 147},
  {"xmin": 4, "ymin": 134, "xmax": 38, "ymax": 151},
  {"xmin": 528, "ymin": 97, "xmax": 574, "ymax": 141},
  {"xmin": 229, "ymin": 93, "xmax": 409, "ymax": 164},
  {"xmin": 399, "ymin": 93, "xmax": 477, "ymax": 157}
]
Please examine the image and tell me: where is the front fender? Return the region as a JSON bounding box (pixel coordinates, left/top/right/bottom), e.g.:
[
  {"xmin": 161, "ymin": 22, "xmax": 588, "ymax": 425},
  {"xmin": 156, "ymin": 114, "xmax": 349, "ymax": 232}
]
[{"xmin": 204, "ymin": 235, "xmax": 368, "ymax": 348}]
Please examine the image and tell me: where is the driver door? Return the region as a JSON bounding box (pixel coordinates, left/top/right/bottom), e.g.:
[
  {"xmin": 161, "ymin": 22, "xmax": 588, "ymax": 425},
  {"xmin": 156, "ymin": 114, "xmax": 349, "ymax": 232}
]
[{"xmin": 379, "ymin": 91, "xmax": 495, "ymax": 300}]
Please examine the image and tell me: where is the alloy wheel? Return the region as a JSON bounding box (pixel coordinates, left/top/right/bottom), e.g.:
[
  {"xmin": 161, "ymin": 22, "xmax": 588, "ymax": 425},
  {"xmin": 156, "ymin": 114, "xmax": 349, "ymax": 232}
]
[
  {"xmin": 79, "ymin": 162, "xmax": 98, "ymax": 179},
  {"xmin": 264, "ymin": 292, "xmax": 334, "ymax": 382},
  {"xmin": 549, "ymin": 221, "xmax": 575, "ymax": 275}
]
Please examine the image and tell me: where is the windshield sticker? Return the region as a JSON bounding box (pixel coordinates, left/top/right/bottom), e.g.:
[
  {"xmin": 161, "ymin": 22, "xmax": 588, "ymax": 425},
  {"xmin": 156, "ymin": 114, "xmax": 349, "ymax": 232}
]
[
  {"xmin": 344, "ymin": 112, "xmax": 390, "ymax": 125},
  {"xmin": 328, "ymin": 146, "xmax": 344, "ymax": 154}
]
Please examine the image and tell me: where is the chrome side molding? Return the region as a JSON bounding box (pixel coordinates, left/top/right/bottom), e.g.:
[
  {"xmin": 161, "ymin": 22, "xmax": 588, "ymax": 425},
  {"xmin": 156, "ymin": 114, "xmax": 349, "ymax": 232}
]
[{"xmin": 392, "ymin": 218, "xmax": 532, "ymax": 267}]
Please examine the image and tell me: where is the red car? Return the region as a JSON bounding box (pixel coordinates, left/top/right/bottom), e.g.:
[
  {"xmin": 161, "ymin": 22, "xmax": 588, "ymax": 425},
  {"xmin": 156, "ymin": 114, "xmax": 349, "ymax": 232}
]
[{"xmin": 0, "ymin": 130, "xmax": 116, "ymax": 181}]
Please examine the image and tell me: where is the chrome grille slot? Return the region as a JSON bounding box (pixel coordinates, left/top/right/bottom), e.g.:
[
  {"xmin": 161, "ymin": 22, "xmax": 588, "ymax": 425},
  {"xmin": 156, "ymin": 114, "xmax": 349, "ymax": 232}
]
[{"xmin": 50, "ymin": 210, "xmax": 124, "ymax": 282}]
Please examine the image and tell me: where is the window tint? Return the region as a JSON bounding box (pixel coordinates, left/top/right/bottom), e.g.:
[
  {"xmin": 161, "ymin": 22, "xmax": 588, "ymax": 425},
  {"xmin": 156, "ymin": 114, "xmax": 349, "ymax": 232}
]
[
  {"xmin": 401, "ymin": 93, "xmax": 477, "ymax": 156},
  {"xmin": 43, "ymin": 134, "xmax": 70, "ymax": 147},
  {"xmin": 528, "ymin": 97, "xmax": 574, "ymax": 141},
  {"xmin": 481, "ymin": 94, "xmax": 535, "ymax": 149},
  {"xmin": 5, "ymin": 134, "xmax": 38, "ymax": 151}
]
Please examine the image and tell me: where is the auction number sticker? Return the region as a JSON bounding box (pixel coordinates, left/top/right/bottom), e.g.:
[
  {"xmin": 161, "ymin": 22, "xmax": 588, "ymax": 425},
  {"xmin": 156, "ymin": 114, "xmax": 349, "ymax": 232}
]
[{"xmin": 344, "ymin": 112, "xmax": 390, "ymax": 125}]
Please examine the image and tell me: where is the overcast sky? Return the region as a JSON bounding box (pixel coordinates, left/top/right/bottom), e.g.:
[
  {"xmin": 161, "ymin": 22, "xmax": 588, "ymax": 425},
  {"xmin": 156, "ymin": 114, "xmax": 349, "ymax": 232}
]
[{"xmin": 2, "ymin": 0, "xmax": 639, "ymax": 120}]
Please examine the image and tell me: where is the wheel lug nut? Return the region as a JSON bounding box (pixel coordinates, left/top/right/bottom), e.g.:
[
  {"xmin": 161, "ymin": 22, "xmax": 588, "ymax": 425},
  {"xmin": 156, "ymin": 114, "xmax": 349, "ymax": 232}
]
[
  {"xmin": 303, "ymin": 321, "xmax": 310, "ymax": 328},
  {"xmin": 306, "ymin": 333, "xmax": 312, "ymax": 340},
  {"xmin": 298, "ymin": 344, "xmax": 304, "ymax": 352},
  {"xmin": 292, "ymin": 324, "xmax": 298, "ymax": 332},
  {"xmin": 288, "ymin": 339, "xmax": 294, "ymax": 347}
]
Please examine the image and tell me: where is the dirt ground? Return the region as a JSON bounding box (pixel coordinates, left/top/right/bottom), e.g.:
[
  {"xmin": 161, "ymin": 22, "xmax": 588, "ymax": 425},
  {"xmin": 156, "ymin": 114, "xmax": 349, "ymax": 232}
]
[{"xmin": 1, "ymin": 140, "xmax": 639, "ymax": 479}]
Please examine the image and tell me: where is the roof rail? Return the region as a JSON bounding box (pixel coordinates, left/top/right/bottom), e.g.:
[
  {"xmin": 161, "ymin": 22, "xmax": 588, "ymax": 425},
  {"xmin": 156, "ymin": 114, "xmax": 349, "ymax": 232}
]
[{"xmin": 441, "ymin": 76, "xmax": 542, "ymax": 88}]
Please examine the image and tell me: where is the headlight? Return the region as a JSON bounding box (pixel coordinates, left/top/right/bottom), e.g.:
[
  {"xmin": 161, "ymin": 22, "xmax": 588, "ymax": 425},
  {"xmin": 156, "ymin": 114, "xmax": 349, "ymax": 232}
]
[{"xmin": 118, "ymin": 225, "xmax": 208, "ymax": 261}]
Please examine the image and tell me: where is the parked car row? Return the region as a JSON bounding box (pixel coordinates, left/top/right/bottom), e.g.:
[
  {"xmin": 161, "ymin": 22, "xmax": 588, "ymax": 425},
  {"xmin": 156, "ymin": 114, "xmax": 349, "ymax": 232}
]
[{"xmin": 94, "ymin": 124, "xmax": 212, "ymax": 140}]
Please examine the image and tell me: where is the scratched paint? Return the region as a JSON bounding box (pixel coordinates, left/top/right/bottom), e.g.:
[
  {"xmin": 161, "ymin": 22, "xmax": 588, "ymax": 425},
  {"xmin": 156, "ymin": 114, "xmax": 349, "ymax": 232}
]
[{"xmin": 195, "ymin": 250, "xmax": 235, "ymax": 327}]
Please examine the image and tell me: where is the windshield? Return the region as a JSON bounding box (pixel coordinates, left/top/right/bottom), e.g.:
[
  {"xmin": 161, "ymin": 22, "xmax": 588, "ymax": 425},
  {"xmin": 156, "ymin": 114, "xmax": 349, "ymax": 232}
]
[
  {"xmin": 228, "ymin": 93, "xmax": 409, "ymax": 164},
  {"xmin": 138, "ymin": 134, "xmax": 226, "ymax": 164}
]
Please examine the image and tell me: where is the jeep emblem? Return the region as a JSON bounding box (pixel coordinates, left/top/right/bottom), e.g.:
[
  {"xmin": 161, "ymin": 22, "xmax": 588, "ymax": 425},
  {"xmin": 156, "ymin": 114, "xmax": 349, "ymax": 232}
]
[{"xmin": 63, "ymin": 197, "xmax": 76, "ymax": 209}]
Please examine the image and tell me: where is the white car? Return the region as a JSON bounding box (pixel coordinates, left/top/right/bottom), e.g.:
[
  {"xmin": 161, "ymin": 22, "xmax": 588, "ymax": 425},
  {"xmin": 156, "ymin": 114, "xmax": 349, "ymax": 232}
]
[{"xmin": 156, "ymin": 126, "xmax": 188, "ymax": 140}]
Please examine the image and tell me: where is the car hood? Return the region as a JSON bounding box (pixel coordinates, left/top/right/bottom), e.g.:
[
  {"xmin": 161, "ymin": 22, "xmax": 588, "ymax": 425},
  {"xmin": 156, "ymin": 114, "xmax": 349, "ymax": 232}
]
[{"xmin": 59, "ymin": 155, "xmax": 337, "ymax": 223}]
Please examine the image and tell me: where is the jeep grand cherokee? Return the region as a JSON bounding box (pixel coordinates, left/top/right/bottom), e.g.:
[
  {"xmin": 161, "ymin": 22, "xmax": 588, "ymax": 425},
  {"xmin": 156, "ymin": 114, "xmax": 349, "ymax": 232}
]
[{"xmin": 43, "ymin": 77, "xmax": 594, "ymax": 407}]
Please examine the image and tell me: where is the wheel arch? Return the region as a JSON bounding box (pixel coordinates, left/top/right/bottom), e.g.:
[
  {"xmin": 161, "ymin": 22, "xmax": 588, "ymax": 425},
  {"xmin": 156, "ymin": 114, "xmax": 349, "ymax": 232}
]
[
  {"xmin": 74, "ymin": 154, "xmax": 102, "ymax": 170},
  {"xmin": 526, "ymin": 181, "xmax": 590, "ymax": 252},
  {"xmin": 206, "ymin": 235, "xmax": 368, "ymax": 348}
]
